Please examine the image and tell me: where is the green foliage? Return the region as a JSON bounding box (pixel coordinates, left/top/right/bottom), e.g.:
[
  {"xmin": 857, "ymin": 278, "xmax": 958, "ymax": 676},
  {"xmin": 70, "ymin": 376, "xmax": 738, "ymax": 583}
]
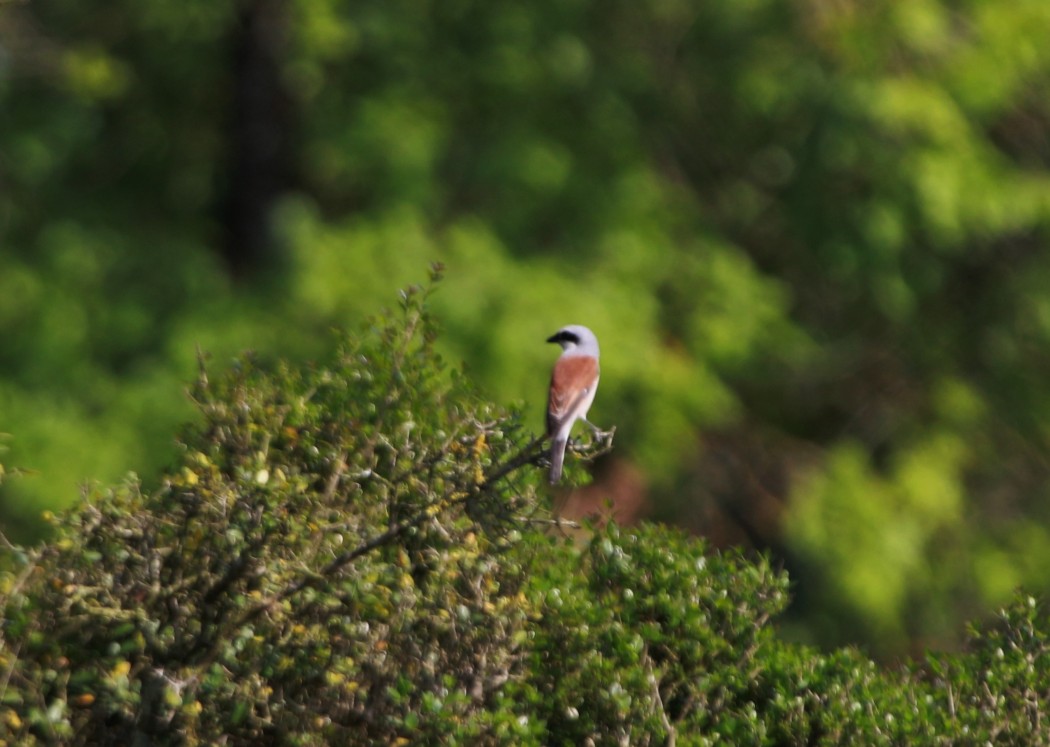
[
  {"xmin": 1, "ymin": 276, "xmax": 517, "ymax": 742},
  {"xmin": 5, "ymin": 0, "xmax": 1050, "ymax": 658},
  {"xmin": 521, "ymin": 525, "xmax": 789, "ymax": 745},
  {"xmin": 5, "ymin": 294, "xmax": 1050, "ymax": 744}
]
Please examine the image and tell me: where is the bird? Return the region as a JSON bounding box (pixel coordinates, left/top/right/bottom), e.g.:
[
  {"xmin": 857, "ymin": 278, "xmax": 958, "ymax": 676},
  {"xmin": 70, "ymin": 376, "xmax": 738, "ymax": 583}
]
[{"xmin": 545, "ymin": 324, "xmax": 601, "ymax": 484}]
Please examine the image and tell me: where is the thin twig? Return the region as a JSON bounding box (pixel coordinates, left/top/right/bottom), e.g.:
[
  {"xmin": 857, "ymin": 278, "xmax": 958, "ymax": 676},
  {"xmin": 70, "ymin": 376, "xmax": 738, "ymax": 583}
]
[
  {"xmin": 522, "ymin": 517, "xmax": 582, "ymax": 529},
  {"xmin": 478, "ymin": 436, "xmax": 546, "ymax": 488},
  {"xmin": 322, "ymin": 452, "xmax": 348, "ymax": 502},
  {"xmin": 643, "ymin": 644, "xmax": 676, "ymax": 747},
  {"xmin": 0, "ymin": 641, "xmax": 20, "ymax": 707}
]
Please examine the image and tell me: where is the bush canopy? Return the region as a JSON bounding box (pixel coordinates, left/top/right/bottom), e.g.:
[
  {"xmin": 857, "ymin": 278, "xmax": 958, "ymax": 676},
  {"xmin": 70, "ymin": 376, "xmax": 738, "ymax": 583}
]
[{"xmin": 4, "ymin": 282, "xmax": 1050, "ymax": 745}]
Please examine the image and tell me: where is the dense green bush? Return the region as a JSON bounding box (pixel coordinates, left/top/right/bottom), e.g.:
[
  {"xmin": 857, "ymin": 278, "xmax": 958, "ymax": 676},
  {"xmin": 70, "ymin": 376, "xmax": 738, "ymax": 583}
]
[{"xmin": 3, "ymin": 282, "xmax": 1050, "ymax": 745}]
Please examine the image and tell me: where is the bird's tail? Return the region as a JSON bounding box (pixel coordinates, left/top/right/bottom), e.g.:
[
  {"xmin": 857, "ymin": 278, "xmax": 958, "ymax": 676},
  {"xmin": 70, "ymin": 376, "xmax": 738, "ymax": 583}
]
[{"xmin": 549, "ymin": 436, "xmax": 567, "ymax": 484}]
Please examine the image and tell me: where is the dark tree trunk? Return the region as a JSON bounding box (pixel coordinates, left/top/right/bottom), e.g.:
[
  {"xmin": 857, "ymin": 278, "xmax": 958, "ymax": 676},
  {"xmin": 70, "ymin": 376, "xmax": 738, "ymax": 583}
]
[{"xmin": 220, "ymin": 0, "xmax": 293, "ymax": 279}]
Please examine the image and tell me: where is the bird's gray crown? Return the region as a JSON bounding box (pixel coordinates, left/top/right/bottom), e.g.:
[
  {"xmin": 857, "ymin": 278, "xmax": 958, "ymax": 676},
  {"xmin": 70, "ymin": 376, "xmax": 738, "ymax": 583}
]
[{"xmin": 546, "ymin": 325, "xmax": 599, "ymax": 356}]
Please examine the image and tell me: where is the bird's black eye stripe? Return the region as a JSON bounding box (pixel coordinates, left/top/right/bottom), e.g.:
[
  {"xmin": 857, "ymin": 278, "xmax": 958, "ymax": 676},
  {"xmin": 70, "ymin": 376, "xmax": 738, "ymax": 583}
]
[{"xmin": 547, "ymin": 329, "xmax": 582, "ymax": 345}]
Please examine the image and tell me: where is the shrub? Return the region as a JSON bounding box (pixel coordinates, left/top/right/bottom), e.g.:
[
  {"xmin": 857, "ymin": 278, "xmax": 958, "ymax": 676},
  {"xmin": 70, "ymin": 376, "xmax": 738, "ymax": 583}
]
[{"xmin": 4, "ymin": 277, "xmax": 1050, "ymax": 745}]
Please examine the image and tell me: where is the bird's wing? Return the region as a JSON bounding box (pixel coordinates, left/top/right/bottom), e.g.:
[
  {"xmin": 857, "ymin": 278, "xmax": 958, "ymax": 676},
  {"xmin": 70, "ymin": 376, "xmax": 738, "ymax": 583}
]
[{"xmin": 547, "ymin": 356, "xmax": 599, "ymax": 436}]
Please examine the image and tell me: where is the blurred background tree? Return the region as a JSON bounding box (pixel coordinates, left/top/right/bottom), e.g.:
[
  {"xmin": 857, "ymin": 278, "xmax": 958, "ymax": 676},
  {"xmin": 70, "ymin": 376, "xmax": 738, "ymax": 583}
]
[{"xmin": 3, "ymin": 0, "xmax": 1050, "ymax": 657}]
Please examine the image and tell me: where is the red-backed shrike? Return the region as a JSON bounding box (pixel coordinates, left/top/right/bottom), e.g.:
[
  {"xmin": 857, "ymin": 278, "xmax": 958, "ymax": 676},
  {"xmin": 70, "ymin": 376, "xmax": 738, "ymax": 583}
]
[{"xmin": 546, "ymin": 325, "xmax": 601, "ymax": 484}]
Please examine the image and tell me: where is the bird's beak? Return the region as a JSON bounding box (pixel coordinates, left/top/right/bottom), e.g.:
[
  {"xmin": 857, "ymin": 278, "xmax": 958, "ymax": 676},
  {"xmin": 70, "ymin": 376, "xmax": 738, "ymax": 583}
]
[{"xmin": 546, "ymin": 333, "xmax": 561, "ymax": 344}]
